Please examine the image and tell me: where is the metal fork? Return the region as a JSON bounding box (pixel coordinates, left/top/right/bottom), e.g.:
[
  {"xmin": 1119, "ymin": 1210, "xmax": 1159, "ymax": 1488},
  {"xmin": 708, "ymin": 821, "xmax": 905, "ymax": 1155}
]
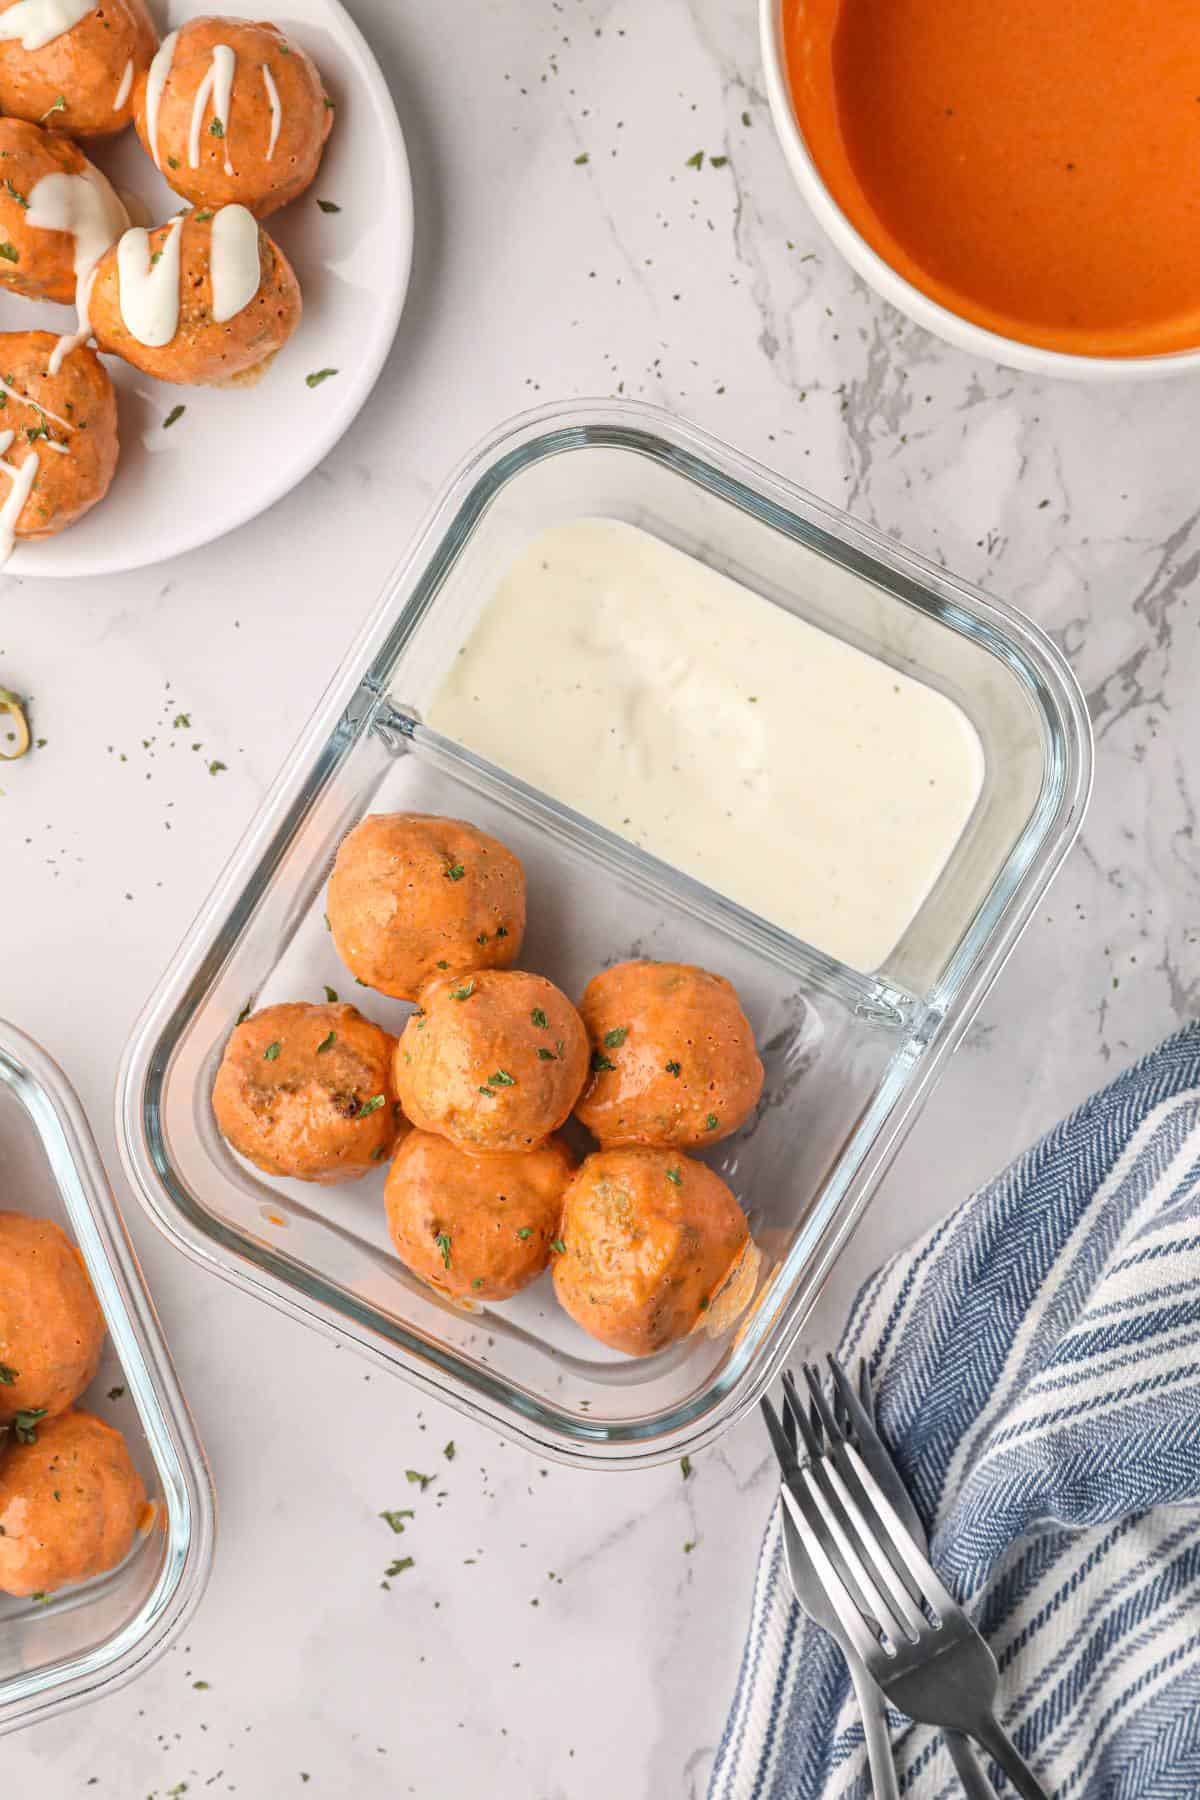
[{"xmin": 773, "ymin": 1366, "xmax": 1050, "ymax": 1800}]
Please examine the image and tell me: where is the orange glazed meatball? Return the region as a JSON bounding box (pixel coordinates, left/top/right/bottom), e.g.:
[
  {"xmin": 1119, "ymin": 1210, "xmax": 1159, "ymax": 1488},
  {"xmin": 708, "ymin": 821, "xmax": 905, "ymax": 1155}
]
[
  {"xmin": 0, "ymin": 334, "xmax": 118, "ymax": 543},
  {"xmin": 553, "ymin": 1148, "xmax": 751, "ymax": 1357},
  {"xmin": 394, "ymin": 970, "xmax": 588, "ymax": 1155},
  {"xmin": 134, "ymin": 16, "xmax": 332, "ymax": 217},
  {"xmin": 328, "ymin": 814, "xmax": 526, "ymax": 1002},
  {"xmin": 0, "ymin": 120, "xmax": 126, "ymax": 305},
  {"xmin": 213, "ymin": 1002, "xmax": 402, "ymax": 1184},
  {"xmin": 0, "ymin": 1212, "xmax": 105, "ymax": 1426},
  {"xmin": 90, "ymin": 204, "xmax": 301, "ymax": 386},
  {"xmin": 0, "ymin": 0, "xmax": 157, "ymax": 140},
  {"xmin": 385, "ymin": 1131, "xmax": 575, "ymax": 1302},
  {"xmin": 0, "ymin": 1409, "xmax": 146, "ymax": 1597},
  {"xmin": 575, "ymin": 961, "xmax": 764, "ymax": 1149}
]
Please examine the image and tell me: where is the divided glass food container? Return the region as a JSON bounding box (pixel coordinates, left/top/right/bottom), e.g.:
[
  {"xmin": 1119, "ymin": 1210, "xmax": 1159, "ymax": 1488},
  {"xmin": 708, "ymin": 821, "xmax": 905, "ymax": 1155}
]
[
  {"xmin": 117, "ymin": 401, "xmax": 1092, "ymax": 1469},
  {"xmin": 0, "ymin": 1021, "xmax": 213, "ymax": 1735}
]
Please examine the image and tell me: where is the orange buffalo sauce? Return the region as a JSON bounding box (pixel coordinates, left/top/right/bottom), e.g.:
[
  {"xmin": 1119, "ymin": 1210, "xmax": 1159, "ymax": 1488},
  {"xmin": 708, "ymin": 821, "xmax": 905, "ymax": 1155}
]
[{"xmin": 784, "ymin": 0, "xmax": 1200, "ymax": 356}]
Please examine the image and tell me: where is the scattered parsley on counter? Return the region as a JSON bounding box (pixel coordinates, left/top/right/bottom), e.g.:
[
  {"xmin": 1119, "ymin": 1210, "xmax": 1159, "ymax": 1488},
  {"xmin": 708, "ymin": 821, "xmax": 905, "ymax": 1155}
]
[
  {"xmin": 172, "ymin": 711, "xmax": 191, "ymax": 727},
  {"xmin": 741, "ymin": 109, "xmax": 751, "ymax": 126},
  {"xmin": 207, "ymin": 759, "xmax": 227, "ymax": 776},
  {"xmin": 683, "ymin": 1539, "xmax": 696, "ymax": 1554},
  {"xmin": 306, "ymin": 367, "xmax": 338, "ymax": 388},
  {"xmin": 665, "ymin": 1168, "xmax": 682, "ymax": 1186},
  {"xmin": 355, "ymin": 1094, "xmax": 385, "ymax": 1119},
  {"xmin": 450, "ymin": 980, "xmax": 475, "ymax": 1001},
  {"xmin": 385, "ymin": 1556, "xmax": 414, "ymax": 1577},
  {"xmin": 680, "ymin": 1456, "xmax": 692, "ymax": 1480},
  {"xmin": 443, "ymin": 1441, "xmax": 455, "ymax": 1461},
  {"xmin": 665, "ymin": 1060, "xmax": 682, "ymax": 1077},
  {"xmin": 193, "ymin": 1679, "xmax": 210, "ymax": 1690},
  {"xmin": 574, "ymin": 152, "xmax": 589, "ymax": 165},
  {"xmin": 405, "ymin": 1469, "xmax": 434, "ymax": 1491},
  {"xmin": 264, "ymin": 1041, "xmax": 281, "ymax": 1061},
  {"xmin": 710, "ymin": 154, "xmax": 729, "ymax": 168},
  {"xmin": 603, "ymin": 1026, "xmax": 628, "ymax": 1048},
  {"xmin": 323, "ymin": 984, "xmax": 338, "ymax": 1002},
  {"xmin": 163, "ymin": 404, "xmax": 186, "ymax": 429},
  {"xmin": 685, "ymin": 150, "xmax": 704, "ymax": 169},
  {"xmin": 316, "ymin": 1030, "xmax": 337, "ymax": 1054},
  {"xmin": 107, "ymin": 1385, "xmax": 125, "ymax": 1402},
  {"xmin": 590, "ymin": 1051, "xmax": 616, "ymax": 1074},
  {"xmin": 317, "ymin": 198, "xmax": 341, "ymax": 212},
  {"xmin": 531, "ymin": 1007, "xmax": 548, "ymax": 1028},
  {"xmin": 14, "ymin": 1408, "xmax": 46, "ymax": 1444},
  {"xmin": 435, "ymin": 1231, "xmax": 452, "ymax": 1269},
  {"xmin": 380, "ymin": 1508, "xmax": 414, "ymax": 1532}
]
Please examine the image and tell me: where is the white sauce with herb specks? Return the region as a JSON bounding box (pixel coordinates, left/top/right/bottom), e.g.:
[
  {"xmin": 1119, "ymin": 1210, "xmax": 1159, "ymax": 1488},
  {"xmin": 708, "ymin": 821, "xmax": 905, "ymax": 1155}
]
[
  {"xmin": 145, "ymin": 29, "xmax": 179, "ymax": 170},
  {"xmin": 0, "ymin": 0, "xmax": 89, "ymax": 52},
  {"xmin": 210, "ymin": 204, "xmax": 259, "ymax": 321},
  {"xmin": 262, "ymin": 63, "xmax": 282, "ymax": 160},
  {"xmin": 0, "ymin": 375, "xmax": 73, "ymax": 435},
  {"xmin": 189, "ymin": 44, "xmax": 236, "ymax": 177},
  {"xmin": 0, "ymin": 430, "xmax": 39, "ymax": 566},
  {"xmin": 116, "ymin": 216, "xmax": 184, "ymax": 346},
  {"xmin": 429, "ymin": 518, "xmax": 987, "ymax": 973},
  {"xmin": 112, "ymin": 56, "xmax": 134, "ymax": 112},
  {"xmin": 27, "ymin": 162, "xmax": 129, "ymax": 375}
]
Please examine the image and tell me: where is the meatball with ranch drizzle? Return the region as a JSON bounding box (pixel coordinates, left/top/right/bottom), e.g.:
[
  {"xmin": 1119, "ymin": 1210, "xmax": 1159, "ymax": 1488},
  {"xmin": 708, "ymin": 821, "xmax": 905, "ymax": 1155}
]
[
  {"xmin": 0, "ymin": 118, "xmax": 127, "ymax": 312},
  {"xmin": 0, "ymin": 0, "xmax": 157, "ymax": 140},
  {"xmin": 89, "ymin": 203, "xmax": 301, "ymax": 386},
  {"xmin": 134, "ymin": 16, "xmax": 333, "ymax": 218},
  {"xmin": 0, "ymin": 332, "xmax": 118, "ymax": 563}
]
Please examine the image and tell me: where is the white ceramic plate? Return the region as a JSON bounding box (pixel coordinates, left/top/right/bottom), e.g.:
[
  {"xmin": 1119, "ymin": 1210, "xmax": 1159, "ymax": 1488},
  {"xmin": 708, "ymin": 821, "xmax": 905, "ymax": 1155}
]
[{"xmin": 3, "ymin": 0, "xmax": 412, "ymax": 577}]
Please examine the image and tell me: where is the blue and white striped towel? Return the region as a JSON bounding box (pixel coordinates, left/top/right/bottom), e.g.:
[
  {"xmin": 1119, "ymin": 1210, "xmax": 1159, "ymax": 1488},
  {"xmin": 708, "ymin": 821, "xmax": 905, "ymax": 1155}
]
[{"xmin": 711, "ymin": 1025, "xmax": 1200, "ymax": 1800}]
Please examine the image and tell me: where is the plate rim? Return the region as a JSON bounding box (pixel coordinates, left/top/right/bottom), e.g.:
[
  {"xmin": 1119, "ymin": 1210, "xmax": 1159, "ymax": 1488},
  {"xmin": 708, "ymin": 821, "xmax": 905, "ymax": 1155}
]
[{"xmin": 7, "ymin": 0, "xmax": 414, "ymax": 580}]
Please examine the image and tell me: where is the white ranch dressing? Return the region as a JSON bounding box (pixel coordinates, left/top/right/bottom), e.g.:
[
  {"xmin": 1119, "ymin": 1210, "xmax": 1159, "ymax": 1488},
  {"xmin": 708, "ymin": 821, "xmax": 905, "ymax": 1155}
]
[
  {"xmin": 209, "ymin": 203, "xmax": 259, "ymax": 321},
  {"xmin": 115, "ymin": 215, "xmax": 183, "ymax": 346},
  {"xmin": 261, "ymin": 63, "xmax": 281, "ymax": 159},
  {"xmin": 428, "ymin": 519, "xmax": 986, "ymax": 973},
  {"xmin": 112, "ymin": 55, "xmax": 134, "ymax": 111},
  {"xmin": 144, "ymin": 29, "xmax": 179, "ymax": 170},
  {"xmin": 0, "ymin": 0, "xmax": 90, "ymax": 52},
  {"xmin": 27, "ymin": 162, "xmax": 129, "ymax": 374},
  {"xmin": 0, "ymin": 429, "xmax": 39, "ymax": 566},
  {"xmin": 189, "ymin": 44, "xmax": 235, "ymax": 176}
]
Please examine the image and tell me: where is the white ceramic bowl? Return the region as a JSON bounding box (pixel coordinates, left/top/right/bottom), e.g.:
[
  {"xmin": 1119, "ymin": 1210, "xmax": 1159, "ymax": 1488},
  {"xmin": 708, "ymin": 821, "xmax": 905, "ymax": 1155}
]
[{"xmin": 760, "ymin": 0, "xmax": 1200, "ymax": 381}]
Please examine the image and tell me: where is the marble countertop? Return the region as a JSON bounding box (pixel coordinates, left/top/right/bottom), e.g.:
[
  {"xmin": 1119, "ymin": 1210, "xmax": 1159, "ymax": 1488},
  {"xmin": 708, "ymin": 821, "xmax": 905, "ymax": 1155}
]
[{"xmin": 4, "ymin": 1, "xmax": 1198, "ymax": 1794}]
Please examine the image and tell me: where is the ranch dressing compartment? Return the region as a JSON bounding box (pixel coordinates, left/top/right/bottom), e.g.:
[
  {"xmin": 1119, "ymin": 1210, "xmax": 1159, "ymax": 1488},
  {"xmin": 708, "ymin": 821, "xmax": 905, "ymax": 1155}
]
[{"xmin": 119, "ymin": 402, "xmax": 1091, "ymax": 1469}]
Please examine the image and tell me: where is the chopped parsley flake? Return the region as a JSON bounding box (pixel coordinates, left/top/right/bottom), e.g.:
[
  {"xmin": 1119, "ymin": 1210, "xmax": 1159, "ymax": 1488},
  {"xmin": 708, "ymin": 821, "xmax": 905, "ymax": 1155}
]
[
  {"xmin": 450, "ymin": 980, "xmax": 475, "ymax": 1001},
  {"xmin": 550, "ymin": 1238, "xmax": 566, "ymax": 1256},
  {"xmin": 685, "ymin": 149, "xmax": 704, "ymax": 169},
  {"xmin": 385, "ymin": 1556, "xmax": 414, "ymax": 1577},
  {"xmin": 264, "ymin": 1041, "xmax": 281, "ymax": 1060},
  {"xmin": 193, "ymin": 1679, "xmax": 210, "ymax": 1690},
  {"xmin": 370, "ymin": 1145, "xmax": 389, "ymax": 1162},
  {"xmin": 574, "ymin": 151, "xmax": 589, "ymax": 164},
  {"xmin": 209, "ymin": 117, "xmax": 225, "ymax": 137},
  {"xmin": 590, "ymin": 1051, "xmax": 616, "ymax": 1074},
  {"xmin": 167, "ymin": 155, "xmax": 180, "ymax": 169},
  {"xmin": 516, "ymin": 1226, "xmax": 533, "ymax": 1241},
  {"xmin": 194, "ymin": 209, "xmax": 213, "ymax": 222},
  {"xmin": 603, "ymin": 1026, "xmax": 628, "ymax": 1048},
  {"xmin": 379, "ymin": 1508, "xmax": 414, "ymax": 1533},
  {"xmin": 680, "ymin": 1455, "xmax": 693, "ymax": 1479},
  {"xmin": 710, "ymin": 154, "xmax": 729, "ymax": 167},
  {"xmin": 162, "ymin": 404, "xmax": 186, "ymax": 433},
  {"xmin": 665, "ymin": 1167, "xmax": 682, "ymax": 1186},
  {"xmin": 488, "ymin": 1070, "xmax": 515, "ymax": 1087},
  {"xmin": 683, "ymin": 1539, "xmax": 696, "ymax": 1554},
  {"xmin": 476, "ymin": 931, "xmax": 488, "ymax": 945},
  {"xmin": 323, "ymin": 984, "xmax": 338, "ymax": 1002},
  {"xmin": 531, "ymin": 1007, "xmax": 548, "ymax": 1028},
  {"xmin": 471, "ymin": 1277, "xmax": 484, "ymax": 1289},
  {"xmin": 14, "ymin": 1407, "xmax": 46, "ymax": 1444},
  {"xmin": 665, "ymin": 1060, "xmax": 682, "ymax": 1077},
  {"xmin": 496, "ymin": 925, "xmax": 509, "ymax": 939},
  {"xmin": 435, "ymin": 1231, "xmax": 452, "ymax": 1269},
  {"xmin": 537, "ymin": 1048, "xmax": 556, "ymax": 1061},
  {"xmin": 436, "ymin": 960, "xmax": 449, "ymax": 969},
  {"xmin": 236, "ymin": 1000, "xmax": 252, "ymax": 1024},
  {"xmin": 0, "ymin": 241, "xmax": 20, "ymax": 263},
  {"xmin": 107, "ymin": 1385, "xmax": 125, "ymax": 1401},
  {"xmin": 705, "ymin": 1113, "xmax": 720, "ymax": 1131},
  {"xmin": 444, "ymin": 862, "xmax": 466, "ymax": 881},
  {"xmin": 40, "ymin": 95, "xmax": 66, "ymax": 120},
  {"xmin": 355, "ymin": 1094, "xmax": 385, "ymax": 1119},
  {"xmin": 3, "ymin": 179, "xmax": 25, "ymax": 208},
  {"xmin": 306, "ymin": 367, "xmax": 338, "ymax": 388},
  {"xmin": 316, "ymin": 1030, "xmax": 337, "ymax": 1053},
  {"xmin": 443, "ymin": 1441, "xmax": 455, "ymax": 1460},
  {"xmin": 405, "ymin": 1469, "xmax": 434, "ymax": 1490},
  {"xmin": 317, "ymin": 198, "xmax": 341, "ymax": 212},
  {"xmin": 478, "ymin": 1086, "xmax": 494, "ymax": 1097},
  {"xmin": 0, "ymin": 1364, "xmax": 16, "ymax": 1385}
]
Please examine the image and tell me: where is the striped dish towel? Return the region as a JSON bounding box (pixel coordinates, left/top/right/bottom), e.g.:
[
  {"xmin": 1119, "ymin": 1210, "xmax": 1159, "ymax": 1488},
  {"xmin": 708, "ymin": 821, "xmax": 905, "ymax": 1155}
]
[{"xmin": 711, "ymin": 1025, "xmax": 1200, "ymax": 1800}]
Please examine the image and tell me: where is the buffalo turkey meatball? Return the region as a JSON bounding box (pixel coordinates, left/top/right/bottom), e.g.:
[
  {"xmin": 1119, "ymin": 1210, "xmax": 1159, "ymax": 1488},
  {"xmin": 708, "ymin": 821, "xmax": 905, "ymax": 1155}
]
[
  {"xmin": 90, "ymin": 204, "xmax": 301, "ymax": 386},
  {"xmin": 0, "ymin": 333, "xmax": 118, "ymax": 543},
  {"xmin": 552, "ymin": 1147, "xmax": 751, "ymax": 1356},
  {"xmin": 385, "ymin": 1131, "xmax": 575, "ymax": 1301},
  {"xmin": 134, "ymin": 16, "xmax": 332, "ymax": 217},
  {"xmin": 0, "ymin": 0, "xmax": 157, "ymax": 139},
  {"xmin": 328, "ymin": 814, "xmax": 526, "ymax": 1002},
  {"xmin": 394, "ymin": 970, "xmax": 588, "ymax": 1154},
  {"xmin": 0, "ymin": 1409, "xmax": 146, "ymax": 1597},
  {"xmin": 0, "ymin": 1211, "xmax": 105, "ymax": 1427},
  {"xmin": 213, "ymin": 1002, "xmax": 403, "ymax": 1184},
  {"xmin": 574, "ymin": 961, "xmax": 763, "ymax": 1149},
  {"xmin": 0, "ymin": 120, "xmax": 127, "ymax": 306}
]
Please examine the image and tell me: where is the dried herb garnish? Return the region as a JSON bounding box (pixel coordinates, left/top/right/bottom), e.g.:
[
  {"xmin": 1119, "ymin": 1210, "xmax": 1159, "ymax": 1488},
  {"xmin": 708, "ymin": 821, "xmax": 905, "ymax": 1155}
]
[
  {"xmin": 516, "ymin": 1226, "xmax": 533, "ymax": 1241},
  {"xmin": 705, "ymin": 1113, "xmax": 719, "ymax": 1130},
  {"xmin": 40, "ymin": 95, "xmax": 66, "ymax": 120},
  {"xmin": 379, "ymin": 1508, "xmax": 414, "ymax": 1532},
  {"xmin": 435, "ymin": 1231, "xmax": 451, "ymax": 1269},
  {"xmin": 443, "ymin": 1441, "xmax": 455, "ymax": 1461},
  {"xmin": 3, "ymin": 179, "xmax": 25, "ymax": 208},
  {"xmin": 450, "ymin": 980, "xmax": 475, "ymax": 1001},
  {"xmin": 488, "ymin": 1070, "xmax": 515, "ymax": 1087},
  {"xmin": 590, "ymin": 1051, "xmax": 616, "ymax": 1074},
  {"xmin": 163, "ymin": 404, "xmax": 186, "ymax": 429},
  {"xmin": 665, "ymin": 1167, "xmax": 682, "ymax": 1186},
  {"xmin": 537, "ymin": 1048, "xmax": 556, "ymax": 1061},
  {"xmin": 264, "ymin": 1041, "xmax": 281, "ymax": 1061},
  {"xmin": 235, "ymin": 1000, "xmax": 252, "ymax": 1024},
  {"xmin": 405, "ymin": 1469, "xmax": 433, "ymax": 1490},
  {"xmin": 14, "ymin": 1407, "xmax": 46, "ymax": 1443},
  {"xmin": 306, "ymin": 368, "xmax": 338, "ymax": 388},
  {"xmin": 0, "ymin": 241, "xmax": 20, "ymax": 263},
  {"xmin": 355, "ymin": 1094, "xmax": 385, "ymax": 1119},
  {"xmin": 685, "ymin": 149, "xmax": 704, "ymax": 168},
  {"xmin": 323, "ymin": 984, "xmax": 338, "ymax": 1002},
  {"xmin": 316, "ymin": 1030, "xmax": 336, "ymax": 1053},
  {"xmin": 444, "ymin": 862, "xmax": 466, "ymax": 881},
  {"xmin": 550, "ymin": 1238, "xmax": 566, "ymax": 1255},
  {"xmin": 209, "ymin": 117, "xmax": 225, "ymax": 137},
  {"xmin": 603, "ymin": 1027, "xmax": 628, "ymax": 1048},
  {"xmin": 317, "ymin": 198, "xmax": 341, "ymax": 213},
  {"xmin": 385, "ymin": 1556, "xmax": 414, "ymax": 1577},
  {"xmin": 665, "ymin": 1060, "xmax": 682, "ymax": 1077},
  {"xmin": 680, "ymin": 1455, "xmax": 692, "ymax": 1479},
  {"xmin": 531, "ymin": 1007, "xmax": 548, "ymax": 1028},
  {"xmin": 0, "ymin": 1364, "xmax": 17, "ymax": 1385}
]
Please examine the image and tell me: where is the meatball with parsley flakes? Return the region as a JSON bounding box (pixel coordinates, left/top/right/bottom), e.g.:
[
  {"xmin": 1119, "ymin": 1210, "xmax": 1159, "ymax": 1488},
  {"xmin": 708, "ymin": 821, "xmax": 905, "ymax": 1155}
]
[
  {"xmin": 0, "ymin": 0, "xmax": 156, "ymax": 141},
  {"xmin": 328, "ymin": 813, "xmax": 526, "ymax": 1002},
  {"xmin": 552, "ymin": 1147, "xmax": 755, "ymax": 1357},
  {"xmin": 393, "ymin": 970, "xmax": 588, "ymax": 1154},
  {"xmin": 0, "ymin": 1409, "xmax": 146, "ymax": 1598},
  {"xmin": 0, "ymin": 333, "xmax": 119, "ymax": 545},
  {"xmin": 213, "ymin": 1001, "xmax": 404, "ymax": 1184},
  {"xmin": 0, "ymin": 1210, "xmax": 105, "ymax": 1428},
  {"xmin": 385, "ymin": 1131, "xmax": 575, "ymax": 1301},
  {"xmin": 574, "ymin": 960, "xmax": 763, "ymax": 1149}
]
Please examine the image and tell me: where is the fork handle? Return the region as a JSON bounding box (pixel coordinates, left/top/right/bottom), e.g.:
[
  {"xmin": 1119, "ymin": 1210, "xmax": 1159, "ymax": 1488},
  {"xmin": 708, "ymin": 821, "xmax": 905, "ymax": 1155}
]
[
  {"xmin": 945, "ymin": 1729, "xmax": 999, "ymax": 1800},
  {"xmin": 971, "ymin": 1718, "xmax": 1049, "ymax": 1800},
  {"xmin": 848, "ymin": 1659, "xmax": 899, "ymax": 1800}
]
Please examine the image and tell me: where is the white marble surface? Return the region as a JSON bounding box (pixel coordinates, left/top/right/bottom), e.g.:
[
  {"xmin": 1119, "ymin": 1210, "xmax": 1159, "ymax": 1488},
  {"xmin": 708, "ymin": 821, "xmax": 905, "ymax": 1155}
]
[{"xmin": 4, "ymin": 0, "xmax": 1199, "ymax": 1794}]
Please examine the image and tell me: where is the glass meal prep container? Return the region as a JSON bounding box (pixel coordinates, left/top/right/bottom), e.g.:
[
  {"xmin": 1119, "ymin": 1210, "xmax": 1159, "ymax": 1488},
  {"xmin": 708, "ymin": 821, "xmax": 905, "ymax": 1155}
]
[
  {"xmin": 0, "ymin": 1020, "xmax": 213, "ymax": 1736},
  {"xmin": 117, "ymin": 401, "xmax": 1092, "ymax": 1470}
]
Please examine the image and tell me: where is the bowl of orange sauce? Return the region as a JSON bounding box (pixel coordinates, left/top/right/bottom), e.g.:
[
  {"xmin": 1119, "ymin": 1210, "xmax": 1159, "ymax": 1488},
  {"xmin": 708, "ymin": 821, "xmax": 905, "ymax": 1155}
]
[{"xmin": 762, "ymin": 0, "xmax": 1200, "ymax": 378}]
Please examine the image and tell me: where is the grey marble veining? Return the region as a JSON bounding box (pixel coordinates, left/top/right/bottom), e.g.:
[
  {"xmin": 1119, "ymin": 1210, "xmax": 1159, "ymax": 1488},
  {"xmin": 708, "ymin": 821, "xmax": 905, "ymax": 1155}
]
[{"xmin": 2, "ymin": 0, "xmax": 1197, "ymax": 1794}]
